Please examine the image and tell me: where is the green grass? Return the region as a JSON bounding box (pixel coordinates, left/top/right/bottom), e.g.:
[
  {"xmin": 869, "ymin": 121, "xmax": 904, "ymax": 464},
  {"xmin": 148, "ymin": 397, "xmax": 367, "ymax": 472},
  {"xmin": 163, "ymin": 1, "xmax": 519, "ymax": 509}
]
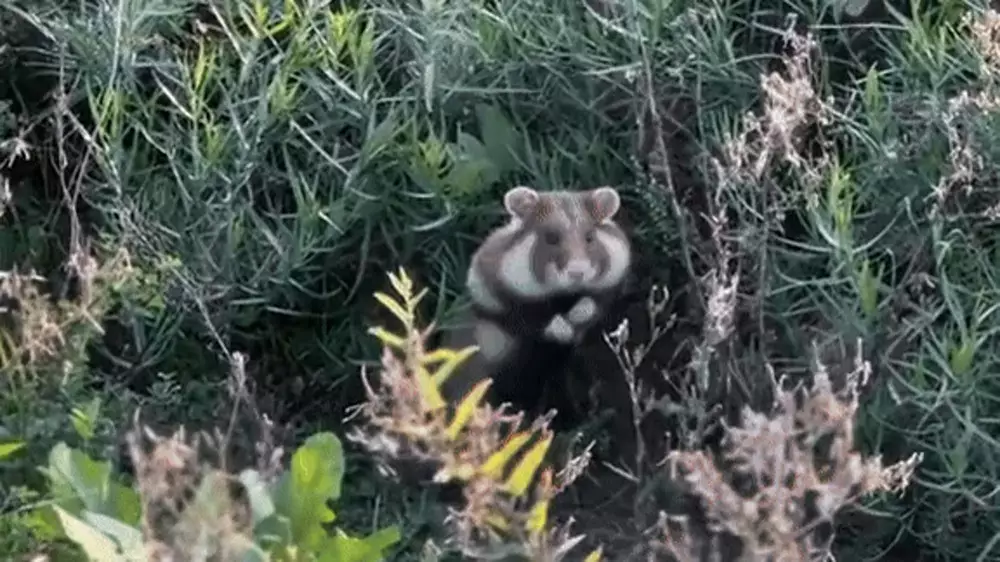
[{"xmin": 2, "ymin": 0, "xmax": 1000, "ymax": 559}]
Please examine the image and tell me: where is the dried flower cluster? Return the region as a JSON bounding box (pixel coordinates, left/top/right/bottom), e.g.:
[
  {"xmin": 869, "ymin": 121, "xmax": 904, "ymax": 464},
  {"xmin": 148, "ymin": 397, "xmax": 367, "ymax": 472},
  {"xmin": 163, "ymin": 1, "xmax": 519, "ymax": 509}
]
[
  {"xmin": 657, "ymin": 346, "xmax": 922, "ymax": 562},
  {"xmin": 932, "ymin": 9, "xmax": 1000, "ymax": 221},
  {"xmin": 347, "ymin": 269, "xmax": 602, "ymax": 561},
  {"xmin": 0, "ymin": 249, "xmax": 132, "ymax": 388},
  {"xmin": 713, "ymin": 17, "xmax": 830, "ymax": 198},
  {"xmin": 125, "ymin": 422, "xmax": 257, "ymax": 562},
  {"xmin": 122, "ymin": 350, "xmax": 283, "ymax": 562}
]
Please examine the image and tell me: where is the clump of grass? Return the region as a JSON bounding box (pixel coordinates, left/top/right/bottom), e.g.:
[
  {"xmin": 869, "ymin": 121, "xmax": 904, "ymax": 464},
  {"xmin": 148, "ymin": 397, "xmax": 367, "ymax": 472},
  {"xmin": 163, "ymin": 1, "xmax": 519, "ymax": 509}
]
[{"xmin": 349, "ymin": 268, "xmax": 602, "ymax": 562}]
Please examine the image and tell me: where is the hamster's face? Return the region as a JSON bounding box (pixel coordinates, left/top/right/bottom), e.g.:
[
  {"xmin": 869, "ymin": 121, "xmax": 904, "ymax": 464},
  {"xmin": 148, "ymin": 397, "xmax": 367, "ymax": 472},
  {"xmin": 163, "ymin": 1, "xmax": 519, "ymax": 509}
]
[
  {"xmin": 502, "ymin": 185, "xmax": 627, "ymax": 294},
  {"xmin": 533, "ymin": 213, "xmax": 601, "ymax": 291}
]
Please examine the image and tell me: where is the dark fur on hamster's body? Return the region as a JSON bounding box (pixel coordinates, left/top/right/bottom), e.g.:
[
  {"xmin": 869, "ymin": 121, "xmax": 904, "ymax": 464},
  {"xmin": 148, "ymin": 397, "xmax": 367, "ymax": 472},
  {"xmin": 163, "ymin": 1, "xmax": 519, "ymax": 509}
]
[{"xmin": 473, "ymin": 292, "xmax": 583, "ymax": 423}]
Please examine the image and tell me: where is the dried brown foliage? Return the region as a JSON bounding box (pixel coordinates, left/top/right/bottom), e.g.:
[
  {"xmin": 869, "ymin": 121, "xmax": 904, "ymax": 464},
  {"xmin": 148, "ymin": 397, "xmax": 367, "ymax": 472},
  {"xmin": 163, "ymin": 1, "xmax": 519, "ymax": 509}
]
[
  {"xmin": 347, "ymin": 269, "xmax": 603, "ymax": 561},
  {"xmin": 655, "ymin": 348, "xmax": 921, "ymax": 562}
]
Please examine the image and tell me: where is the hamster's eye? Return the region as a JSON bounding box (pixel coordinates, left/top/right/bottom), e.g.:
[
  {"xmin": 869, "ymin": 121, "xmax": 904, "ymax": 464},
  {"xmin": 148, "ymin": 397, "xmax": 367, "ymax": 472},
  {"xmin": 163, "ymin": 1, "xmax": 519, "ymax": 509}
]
[{"xmin": 544, "ymin": 231, "xmax": 561, "ymax": 245}]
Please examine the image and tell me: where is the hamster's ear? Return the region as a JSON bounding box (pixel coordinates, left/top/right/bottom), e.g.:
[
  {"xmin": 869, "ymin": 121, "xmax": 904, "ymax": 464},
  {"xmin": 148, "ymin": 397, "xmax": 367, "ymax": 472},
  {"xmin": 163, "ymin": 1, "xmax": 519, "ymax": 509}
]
[
  {"xmin": 504, "ymin": 186, "xmax": 540, "ymax": 218},
  {"xmin": 588, "ymin": 186, "xmax": 621, "ymax": 222}
]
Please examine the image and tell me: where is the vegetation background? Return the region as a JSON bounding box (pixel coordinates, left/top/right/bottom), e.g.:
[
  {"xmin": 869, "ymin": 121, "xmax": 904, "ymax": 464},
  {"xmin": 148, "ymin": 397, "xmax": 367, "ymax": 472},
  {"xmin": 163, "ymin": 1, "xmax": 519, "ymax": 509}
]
[{"xmin": 0, "ymin": 0, "xmax": 997, "ymax": 560}]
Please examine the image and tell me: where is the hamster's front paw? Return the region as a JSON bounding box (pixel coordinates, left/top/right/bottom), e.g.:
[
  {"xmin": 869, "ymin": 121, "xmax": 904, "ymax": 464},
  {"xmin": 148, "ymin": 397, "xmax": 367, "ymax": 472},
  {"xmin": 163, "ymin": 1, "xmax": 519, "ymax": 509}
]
[
  {"xmin": 566, "ymin": 296, "xmax": 598, "ymax": 325},
  {"xmin": 474, "ymin": 320, "xmax": 515, "ymax": 362},
  {"xmin": 543, "ymin": 314, "xmax": 576, "ymax": 344}
]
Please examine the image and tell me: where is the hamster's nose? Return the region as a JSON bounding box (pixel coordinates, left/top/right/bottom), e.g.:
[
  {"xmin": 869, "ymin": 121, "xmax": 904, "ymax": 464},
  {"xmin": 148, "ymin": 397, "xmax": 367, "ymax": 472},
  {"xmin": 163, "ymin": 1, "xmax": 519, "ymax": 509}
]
[{"xmin": 564, "ymin": 259, "xmax": 590, "ymax": 282}]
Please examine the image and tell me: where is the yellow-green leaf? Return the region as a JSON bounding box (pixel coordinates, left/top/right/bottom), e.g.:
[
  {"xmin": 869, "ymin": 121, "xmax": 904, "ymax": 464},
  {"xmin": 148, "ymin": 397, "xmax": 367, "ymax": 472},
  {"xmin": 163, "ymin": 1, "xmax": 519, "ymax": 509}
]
[
  {"xmin": 192, "ymin": 41, "xmax": 215, "ymax": 93},
  {"xmin": 388, "ymin": 268, "xmax": 414, "ymax": 301},
  {"xmin": 411, "ymin": 287, "xmax": 429, "ymax": 308},
  {"xmin": 584, "ymin": 547, "xmax": 604, "ymax": 562},
  {"xmin": 373, "ymin": 292, "xmax": 410, "ymax": 324},
  {"xmin": 54, "ymin": 506, "xmax": 124, "ymax": 562},
  {"xmin": 856, "ymin": 258, "xmax": 881, "ymax": 319},
  {"xmin": 504, "ymin": 434, "xmax": 552, "ymax": 497},
  {"xmin": 446, "ymin": 379, "xmax": 492, "ymax": 440},
  {"xmin": 525, "ymin": 497, "xmax": 548, "ymax": 535},
  {"xmin": 415, "ymin": 366, "xmax": 446, "ymax": 411},
  {"xmin": 431, "ymin": 345, "xmax": 479, "ymax": 385},
  {"xmin": 367, "ymin": 326, "xmax": 406, "ymax": 350},
  {"xmin": 480, "ymin": 431, "xmax": 533, "ymax": 480},
  {"xmin": 421, "ymin": 348, "xmax": 455, "ymax": 365},
  {"xmin": 0, "ymin": 441, "xmax": 25, "ymax": 460},
  {"xmin": 485, "ymin": 512, "xmax": 509, "ymax": 531}
]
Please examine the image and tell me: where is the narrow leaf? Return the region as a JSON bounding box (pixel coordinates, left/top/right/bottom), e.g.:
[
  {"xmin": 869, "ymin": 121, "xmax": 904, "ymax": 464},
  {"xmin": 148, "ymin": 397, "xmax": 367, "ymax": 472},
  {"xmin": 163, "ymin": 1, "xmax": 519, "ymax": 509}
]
[
  {"xmin": 0, "ymin": 440, "xmax": 25, "ymax": 460},
  {"xmin": 446, "ymin": 379, "xmax": 492, "ymax": 440},
  {"xmin": 373, "ymin": 292, "xmax": 410, "ymax": 324},
  {"xmin": 480, "ymin": 432, "xmax": 533, "ymax": 480},
  {"xmin": 415, "ymin": 366, "xmax": 447, "ymax": 410},
  {"xmin": 485, "ymin": 512, "xmax": 509, "ymax": 531},
  {"xmin": 431, "ymin": 346, "xmax": 479, "ymax": 385},
  {"xmin": 504, "ymin": 434, "xmax": 553, "ymax": 497},
  {"xmin": 388, "ymin": 268, "xmax": 413, "ymax": 301},
  {"xmin": 525, "ymin": 497, "xmax": 549, "ymax": 535},
  {"xmin": 367, "ymin": 326, "xmax": 406, "ymax": 350}
]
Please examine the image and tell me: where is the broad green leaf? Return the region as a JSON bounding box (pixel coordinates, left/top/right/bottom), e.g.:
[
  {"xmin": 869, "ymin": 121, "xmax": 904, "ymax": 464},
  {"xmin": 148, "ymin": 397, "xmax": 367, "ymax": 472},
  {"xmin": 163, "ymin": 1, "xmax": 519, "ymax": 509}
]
[
  {"xmin": 239, "ymin": 468, "xmax": 276, "ymax": 525},
  {"xmin": 317, "ymin": 526, "xmax": 401, "ymax": 562},
  {"xmin": 361, "ymin": 113, "xmax": 399, "ymax": 161},
  {"xmin": 253, "ymin": 512, "xmax": 294, "ymax": 546},
  {"xmin": 45, "ymin": 442, "xmax": 113, "ymax": 514},
  {"xmin": 54, "ymin": 506, "xmax": 124, "ymax": 562},
  {"xmin": 444, "ymin": 156, "xmax": 496, "ymax": 197},
  {"xmin": 83, "ymin": 512, "xmax": 143, "ymax": 558},
  {"xmin": 239, "ymin": 543, "xmax": 270, "ymax": 562},
  {"xmin": 856, "ymin": 259, "xmax": 880, "ymax": 319},
  {"xmin": 108, "ymin": 480, "xmax": 142, "ymax": 527},
  {"xmin": 362, "ymin": 525, "xmax": 402, "ymax": 552},
  {"xmin": 273, "ymin": 432, "xmax": 345, "ymax": 551},
  {"xmin": 43, "ymin": 443, "xmax": 141, "ymax": 526},
  {"xmin": 454, "ymin": 131, "xmax": 488, "ymax": 162}
]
